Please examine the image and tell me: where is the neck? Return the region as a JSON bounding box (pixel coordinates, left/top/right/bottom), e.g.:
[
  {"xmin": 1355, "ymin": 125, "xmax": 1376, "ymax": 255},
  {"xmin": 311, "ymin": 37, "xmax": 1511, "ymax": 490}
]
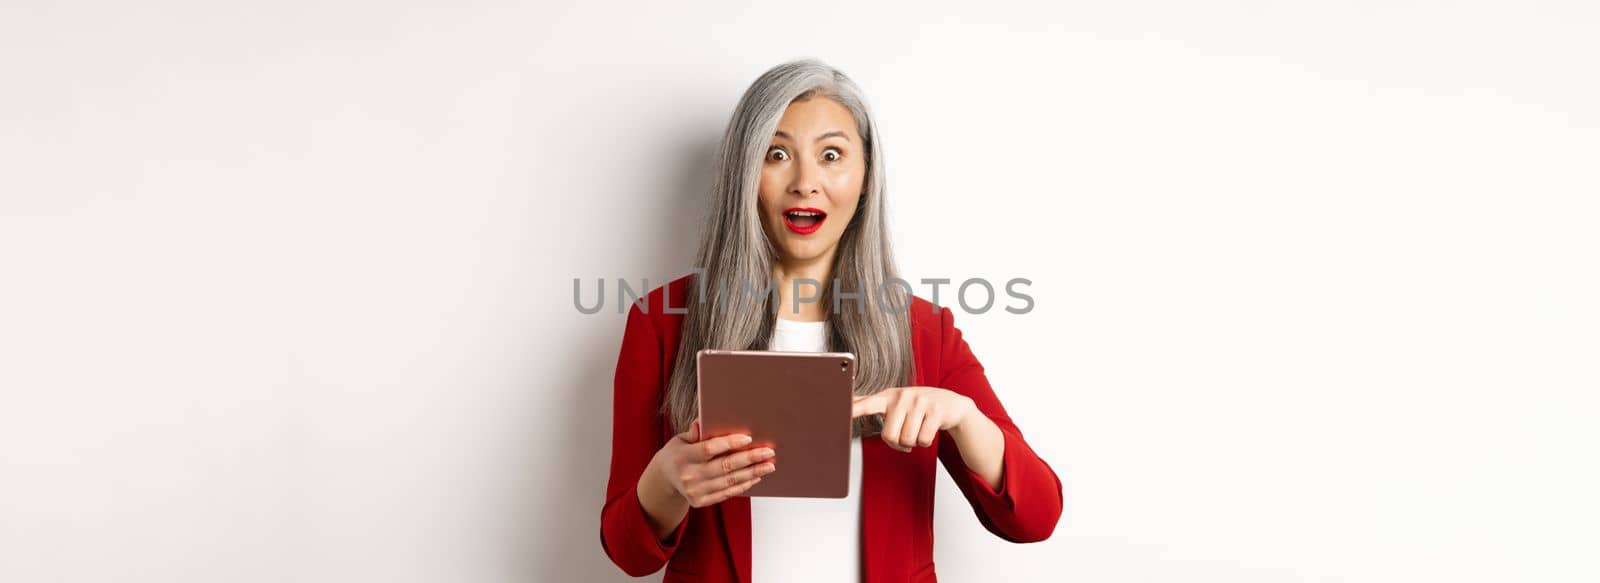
[{"xmin": 771, "ymin": 249, "xmax": 836, "ymax": 322}]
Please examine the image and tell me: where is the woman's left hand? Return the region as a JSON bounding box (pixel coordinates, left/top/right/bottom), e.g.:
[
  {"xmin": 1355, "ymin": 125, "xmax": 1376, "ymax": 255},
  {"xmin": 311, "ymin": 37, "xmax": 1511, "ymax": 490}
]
[{"xmin": 852, "ymin": 386, "xmax": 979, "ymax": 453}]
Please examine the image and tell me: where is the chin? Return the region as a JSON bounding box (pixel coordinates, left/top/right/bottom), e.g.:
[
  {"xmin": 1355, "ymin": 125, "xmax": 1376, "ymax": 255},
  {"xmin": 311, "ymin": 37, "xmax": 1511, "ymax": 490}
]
[{"xmin": 778, "ymin": 244, "xmax": 824, "ymax": 262}]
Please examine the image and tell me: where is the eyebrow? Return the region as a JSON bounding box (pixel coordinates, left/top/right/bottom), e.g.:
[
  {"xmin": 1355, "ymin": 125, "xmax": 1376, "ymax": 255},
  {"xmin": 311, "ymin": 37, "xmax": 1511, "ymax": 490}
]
[{"xmin": 774, "ymin": 130, "xmax": 852, "ymax": 143}]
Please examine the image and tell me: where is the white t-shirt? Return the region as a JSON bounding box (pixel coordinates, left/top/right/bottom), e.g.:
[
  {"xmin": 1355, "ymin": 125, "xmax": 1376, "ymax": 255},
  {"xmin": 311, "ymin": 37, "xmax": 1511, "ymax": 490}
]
[{"xmin": 752, "ymin": 317, "xmax": 864, "ymax": 582}]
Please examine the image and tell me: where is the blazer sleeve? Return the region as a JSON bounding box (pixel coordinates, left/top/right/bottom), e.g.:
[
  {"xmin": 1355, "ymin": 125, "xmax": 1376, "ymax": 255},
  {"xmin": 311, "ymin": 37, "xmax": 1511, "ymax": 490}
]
[
  {"xmin": 933, "ymin": 305, "xmax": 1065, "ymax": 543},
  {"xmin": 598, "ymin": 303, "xmax": 690, "ymax": 576}
]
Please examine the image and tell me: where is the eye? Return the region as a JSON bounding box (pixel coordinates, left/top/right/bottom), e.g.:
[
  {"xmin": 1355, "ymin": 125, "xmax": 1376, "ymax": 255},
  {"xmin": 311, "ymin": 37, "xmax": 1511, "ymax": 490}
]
[
  {"xmin": 822, "ymin": 147, "xmax": 843, "ymax": 162},
  {"xmin": 767, "ymin": 147, "xmax": 789, "ymax": 162}
]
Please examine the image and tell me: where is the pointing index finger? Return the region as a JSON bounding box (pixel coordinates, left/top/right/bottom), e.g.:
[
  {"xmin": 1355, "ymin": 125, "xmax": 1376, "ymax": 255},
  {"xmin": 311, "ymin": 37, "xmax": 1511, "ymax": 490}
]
[{"xmin": 852, "ymin": 393, "xmax": 888, "ymax": 419}]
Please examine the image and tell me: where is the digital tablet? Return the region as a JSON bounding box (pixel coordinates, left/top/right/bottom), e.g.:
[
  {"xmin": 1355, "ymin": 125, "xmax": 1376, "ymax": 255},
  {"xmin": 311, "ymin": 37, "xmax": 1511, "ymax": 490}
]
[{"xmin": 695, "ymin": 349, "xmax": 856, "ymax": 498}]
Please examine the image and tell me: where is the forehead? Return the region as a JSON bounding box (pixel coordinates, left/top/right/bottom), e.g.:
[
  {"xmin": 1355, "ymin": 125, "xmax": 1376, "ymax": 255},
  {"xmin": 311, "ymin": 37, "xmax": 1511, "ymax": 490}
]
[{"xmin": 774, "ymin": 97, "xmax": 860, "ymax": 138}]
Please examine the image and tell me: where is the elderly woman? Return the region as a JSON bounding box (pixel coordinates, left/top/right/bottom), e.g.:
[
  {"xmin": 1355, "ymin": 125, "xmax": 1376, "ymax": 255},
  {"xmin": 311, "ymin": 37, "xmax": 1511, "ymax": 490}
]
[{"xmin": 599, "ymin": 59, "xmax": 1062, "ymax": 583}]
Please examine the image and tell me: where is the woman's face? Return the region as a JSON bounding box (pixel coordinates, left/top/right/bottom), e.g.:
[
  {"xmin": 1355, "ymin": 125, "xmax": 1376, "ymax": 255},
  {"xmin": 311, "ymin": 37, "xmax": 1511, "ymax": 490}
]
[{"xmin": 757, "ymin": 96, "xmax": 865, "ymax": 266}]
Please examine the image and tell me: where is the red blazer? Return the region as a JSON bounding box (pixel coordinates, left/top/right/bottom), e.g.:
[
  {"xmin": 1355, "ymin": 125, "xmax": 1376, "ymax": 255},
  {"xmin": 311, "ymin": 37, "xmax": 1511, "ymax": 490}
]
[{"xmin": 600, "ymin": 275, "xmax": 1063, "ymax": 582}]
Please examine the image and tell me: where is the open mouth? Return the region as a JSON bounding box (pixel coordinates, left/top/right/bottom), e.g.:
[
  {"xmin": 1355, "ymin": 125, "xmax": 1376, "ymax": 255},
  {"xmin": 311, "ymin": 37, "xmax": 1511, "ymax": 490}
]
[{"xmin": 782, "ymin": 207, "xmax": 827, "ymax": 235}]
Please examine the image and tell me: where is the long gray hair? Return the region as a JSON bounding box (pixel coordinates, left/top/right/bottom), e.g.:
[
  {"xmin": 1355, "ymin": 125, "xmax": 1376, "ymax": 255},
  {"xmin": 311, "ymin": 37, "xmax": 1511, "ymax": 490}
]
[{"xmin": 660, "ymin": 59, "xmax": 914, "ymax": 439}]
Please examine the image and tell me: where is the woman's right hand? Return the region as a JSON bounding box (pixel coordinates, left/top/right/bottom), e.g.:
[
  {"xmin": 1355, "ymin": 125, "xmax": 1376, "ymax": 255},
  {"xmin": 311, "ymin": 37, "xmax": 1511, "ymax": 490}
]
[{"xmin": 652, "ymin": 419, "xmax": 778, "ymax": 507}]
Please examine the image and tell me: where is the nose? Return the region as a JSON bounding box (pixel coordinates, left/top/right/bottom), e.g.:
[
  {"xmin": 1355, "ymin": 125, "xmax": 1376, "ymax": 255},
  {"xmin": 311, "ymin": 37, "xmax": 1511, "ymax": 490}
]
[{"xmin": 787, "ymin": 158, "xmax": 820, "ymax": 197}]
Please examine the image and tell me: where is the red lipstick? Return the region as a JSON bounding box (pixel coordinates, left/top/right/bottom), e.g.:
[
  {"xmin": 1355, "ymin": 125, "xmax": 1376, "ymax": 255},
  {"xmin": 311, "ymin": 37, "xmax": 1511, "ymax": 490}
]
[{"xmin": 782, "ymin": 207, "xmax": 827, "ymax": 235}]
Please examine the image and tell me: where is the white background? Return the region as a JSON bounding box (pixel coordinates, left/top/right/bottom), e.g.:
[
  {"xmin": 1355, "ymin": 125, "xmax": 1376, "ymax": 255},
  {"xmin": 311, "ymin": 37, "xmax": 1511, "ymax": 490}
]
[{"xmin": 3, "ymin": 1, "xmax": 1597, "ymax": 582}]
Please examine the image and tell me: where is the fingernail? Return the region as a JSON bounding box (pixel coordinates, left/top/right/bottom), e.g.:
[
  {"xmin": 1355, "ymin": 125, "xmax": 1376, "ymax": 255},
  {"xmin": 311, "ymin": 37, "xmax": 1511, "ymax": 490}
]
[
  {"xmin": 759, "ymin": 448, "xmax": 775, "ymax": 458},
  {"xmin": 736, "ymin": 435, "xmax": 753, "ymax": 446}
]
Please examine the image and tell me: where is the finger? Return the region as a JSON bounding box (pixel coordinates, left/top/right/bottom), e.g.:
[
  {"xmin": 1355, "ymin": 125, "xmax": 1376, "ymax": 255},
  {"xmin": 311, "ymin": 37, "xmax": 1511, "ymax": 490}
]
[
  {"xmin": 697, "ymin": 447, "xmax": 776, "ymax": 482},
  {"xmin": 899, "ymin": 401, "xmax": 926, "ymax": 449},
  {"xmin": 688, "ymin": 477, "xmax": 761, "ymax": 509},
  {"xmin": 881, "ymin": 403, "xmax": 914, "ymax": 453},
  {"xmin": 852, "ymin": 393, "xmax": 889, "ymax": 419},
  {"xmin": 676, "ymin": 418, "xmax": 701, "ymax": 444},
  {"xmin": 915, "ymin": 412, "xmax": 940, "ymax": 448},
  {"xmin": 881, "ymin": 398, "xmax": 907, "ymax": 450},
  {"xmin": 689, "ymin": 459, "xmax": 776, "ymax": 498},
  {"xmin": 692, "ymin": 433, "xmax": 753, "ymax": 462}
]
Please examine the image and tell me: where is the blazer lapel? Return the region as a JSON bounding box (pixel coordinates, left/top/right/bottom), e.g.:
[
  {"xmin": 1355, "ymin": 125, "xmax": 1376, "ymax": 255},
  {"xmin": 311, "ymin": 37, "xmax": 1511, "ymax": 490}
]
[
  {"xmin": 861, "ymin": 310, "xmax": 938, "ymax": 582},
  {"xmin": 860, "ymin": 436, "xmax": 893, "ymax": 583}
]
